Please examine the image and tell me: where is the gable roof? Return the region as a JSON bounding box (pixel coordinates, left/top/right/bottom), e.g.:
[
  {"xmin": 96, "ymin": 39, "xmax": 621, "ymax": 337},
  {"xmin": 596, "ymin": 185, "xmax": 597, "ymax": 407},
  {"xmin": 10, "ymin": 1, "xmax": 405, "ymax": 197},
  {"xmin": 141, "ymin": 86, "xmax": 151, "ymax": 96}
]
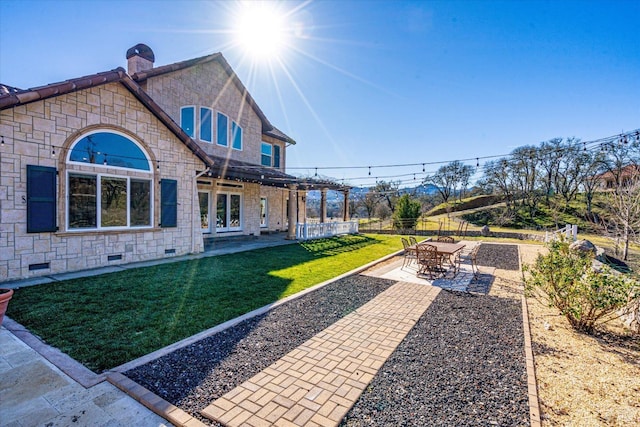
[
  {"xmin": 0, "ymin": 68, "xmax": 213, "ymax": 168},
  {"xmin": 131, "ymin": 52, "xmax": 296, "ymax": 145}
]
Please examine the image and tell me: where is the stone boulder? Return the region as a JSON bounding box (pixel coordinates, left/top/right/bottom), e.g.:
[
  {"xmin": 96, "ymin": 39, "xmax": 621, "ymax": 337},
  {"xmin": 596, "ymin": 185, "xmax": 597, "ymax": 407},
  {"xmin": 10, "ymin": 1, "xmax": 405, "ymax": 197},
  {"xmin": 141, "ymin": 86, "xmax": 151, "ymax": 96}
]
[
  {"xmin": 480, "ymin": 225, "xmax": 491, "ymax": 237},
  {"xmin": 569, "ymin": 239, "xmax": 597, "ymax": 257}
]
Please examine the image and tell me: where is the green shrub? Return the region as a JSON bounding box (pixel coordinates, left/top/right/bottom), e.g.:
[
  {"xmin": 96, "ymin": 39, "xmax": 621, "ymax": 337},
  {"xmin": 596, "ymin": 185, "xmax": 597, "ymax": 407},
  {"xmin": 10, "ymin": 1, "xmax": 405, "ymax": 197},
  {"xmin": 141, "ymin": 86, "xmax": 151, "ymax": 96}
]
[
  {"xmin": 393, "ymin": 194, "xmax": 421, "ymax": 229},
  {"xmin": 525, "ymin": 239, "xmax": 639, "ymax": 334}
]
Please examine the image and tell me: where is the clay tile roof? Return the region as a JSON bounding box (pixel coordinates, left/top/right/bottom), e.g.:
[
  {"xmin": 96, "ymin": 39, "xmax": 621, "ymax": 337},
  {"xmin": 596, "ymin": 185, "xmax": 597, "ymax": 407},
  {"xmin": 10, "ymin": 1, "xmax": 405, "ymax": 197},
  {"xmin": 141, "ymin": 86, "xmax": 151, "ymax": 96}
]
[
  {"xmin": 131, "ymin": 52, "xmax": 295, "ymax": 144},
  {"xmin": 0, "ymin": 69, "xmax": 124, "ymax": 110},
  {"xmin": 0, "ymin": 68, "xmax": 212, "ymax": 169}
]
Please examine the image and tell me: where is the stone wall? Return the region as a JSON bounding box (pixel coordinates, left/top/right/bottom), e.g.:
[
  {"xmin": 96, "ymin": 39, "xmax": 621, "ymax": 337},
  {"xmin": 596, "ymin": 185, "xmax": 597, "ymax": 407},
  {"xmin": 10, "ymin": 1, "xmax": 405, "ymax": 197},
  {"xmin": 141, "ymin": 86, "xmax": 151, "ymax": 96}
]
[
  {"xmin": 142, "ymin": 61, "xmax": 264, "ymax": 166},
  {"xmin": 0, "ymin": 82, "xmax": 206, "ymax": 282}
]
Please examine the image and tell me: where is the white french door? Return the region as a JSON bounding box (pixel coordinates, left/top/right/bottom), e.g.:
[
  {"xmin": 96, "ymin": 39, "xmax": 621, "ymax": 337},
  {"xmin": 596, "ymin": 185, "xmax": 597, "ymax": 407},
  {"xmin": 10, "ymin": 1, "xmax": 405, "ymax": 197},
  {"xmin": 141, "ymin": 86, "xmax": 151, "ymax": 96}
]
[
  {"xmin": 216, "ymin": 192, "xmax": 242, "ymax": 232},
  {"xmin": 198, "ymin": 191, "xmax": 211, "ymax": 233}
]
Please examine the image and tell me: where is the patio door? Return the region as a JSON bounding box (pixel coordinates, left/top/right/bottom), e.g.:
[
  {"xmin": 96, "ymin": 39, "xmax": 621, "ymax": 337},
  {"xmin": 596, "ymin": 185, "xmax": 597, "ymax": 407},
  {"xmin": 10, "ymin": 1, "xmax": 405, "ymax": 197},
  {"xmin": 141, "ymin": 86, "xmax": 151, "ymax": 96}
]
[
  {"xmin": 198, "ymin": 191, "xmax": 211, "ymax": 233},
  {"xmin": 216, "ymin": 192, "xmax": 242, "ymax": 232}
]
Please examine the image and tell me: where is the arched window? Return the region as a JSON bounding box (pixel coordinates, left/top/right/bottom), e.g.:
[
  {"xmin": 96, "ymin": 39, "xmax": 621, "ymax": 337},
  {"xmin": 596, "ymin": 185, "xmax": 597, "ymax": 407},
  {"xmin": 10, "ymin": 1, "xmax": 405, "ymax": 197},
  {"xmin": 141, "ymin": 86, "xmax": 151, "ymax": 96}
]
[
  {"xmin": 66, "ymin": 131, "xmax": 153, "ymax": 230},
  {"xmin": 68, "ymin": 131, "xmax": 151, "ymax": 170}
]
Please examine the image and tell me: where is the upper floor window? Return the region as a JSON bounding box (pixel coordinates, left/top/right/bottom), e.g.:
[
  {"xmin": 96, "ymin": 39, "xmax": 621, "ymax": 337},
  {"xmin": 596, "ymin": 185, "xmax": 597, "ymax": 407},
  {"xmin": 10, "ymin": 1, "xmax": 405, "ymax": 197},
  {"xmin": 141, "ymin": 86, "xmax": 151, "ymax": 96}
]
[
  {"xmin": 261, "ymin": 142, "xmax": 272, "ymax": 167},
  {"xmin": 180, "ymin": 106, "xmax": 195, "ymax": 138},
  {"xmin": 68, "ymin": 131, "xmax": 151, "ymax": 171},
  {"xmin": 261, "ymin": 142, "xmax": 281, "ymax": 168},
  {"xmin": 200, "ymin": 107, "xmax": 213, "ymax": 143},
  {"xmin": 231, "ymin": 121, "xmax": 243, "ymax": 150},
  {"xmin": 217, "ymin": 112, "xmax": 228, "ymax": 147}
]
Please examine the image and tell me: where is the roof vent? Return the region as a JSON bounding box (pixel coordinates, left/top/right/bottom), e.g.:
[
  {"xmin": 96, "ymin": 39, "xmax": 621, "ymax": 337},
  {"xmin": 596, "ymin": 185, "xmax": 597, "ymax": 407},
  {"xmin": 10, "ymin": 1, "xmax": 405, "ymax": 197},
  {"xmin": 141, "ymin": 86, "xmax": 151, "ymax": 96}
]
[{"xmin": 126, "ymin": 43, "xmax": 155, "ymax": 75}]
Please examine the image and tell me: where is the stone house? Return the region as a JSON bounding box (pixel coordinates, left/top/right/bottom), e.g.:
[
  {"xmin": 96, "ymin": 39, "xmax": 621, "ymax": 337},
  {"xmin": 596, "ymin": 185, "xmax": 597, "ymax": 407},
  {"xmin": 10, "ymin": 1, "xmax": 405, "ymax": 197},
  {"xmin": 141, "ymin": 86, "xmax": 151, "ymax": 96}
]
[{"xmin": 0, "ymin": 44, "xmax": 329, "ymax": 282}]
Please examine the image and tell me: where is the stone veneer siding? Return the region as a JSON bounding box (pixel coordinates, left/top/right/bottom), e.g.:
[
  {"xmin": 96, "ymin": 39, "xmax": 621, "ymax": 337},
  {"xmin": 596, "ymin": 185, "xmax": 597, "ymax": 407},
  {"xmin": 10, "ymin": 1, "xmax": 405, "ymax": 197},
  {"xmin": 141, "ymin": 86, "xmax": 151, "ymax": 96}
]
[
  {"xmin": 140, "ymin": 61, "xmax": 265, "ymax": 166},
  {"xmin": 0, "ymin": 82, "xmax": 206, "ymax": 282}
]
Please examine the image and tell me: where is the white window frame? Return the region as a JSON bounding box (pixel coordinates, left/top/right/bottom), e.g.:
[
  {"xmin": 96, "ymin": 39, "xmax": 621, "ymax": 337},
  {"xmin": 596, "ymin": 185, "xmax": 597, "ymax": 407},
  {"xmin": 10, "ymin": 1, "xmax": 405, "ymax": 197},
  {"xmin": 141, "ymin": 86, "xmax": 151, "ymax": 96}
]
[
  {"xmin": 199, "ymin": 107, "xmax": 213, "ymax": 143},
  {"xmin": 231, "ymin": 121, "xmax": 243, "ymax": 151},
  {"xmin": 66, "ymin": 172, "xmax": 153, "ymax": 231},
  {"xmin": 260, "ymin": 197, "xmax": 268, "ymax": 228},
  {"xmin": 216, "ymin": 112, "xmax": 229, "ymax": 147},
  {"xmin": 261, "ymin": 142, "xmax": 273, "ymax": 167},
  {"xmin": 180, "ymin": 106, "xmax": 196, "ymax": 138},
  {"xmin": 65, "ymin": 130, "xmax": 154, "ymax": 232},
  {"xmin": 66, "ymin": 129, "xmax": 153, "ymax": 173},
  {"xmin": 216, "ymin": 191, "xmax": 243, "ymax": 232}
]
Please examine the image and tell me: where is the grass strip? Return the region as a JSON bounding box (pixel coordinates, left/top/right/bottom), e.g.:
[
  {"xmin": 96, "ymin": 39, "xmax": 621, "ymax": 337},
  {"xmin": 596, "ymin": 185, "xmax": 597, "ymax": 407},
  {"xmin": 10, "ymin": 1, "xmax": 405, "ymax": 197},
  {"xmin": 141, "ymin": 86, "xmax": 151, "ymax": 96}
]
[{"xmin": 7, "ymin": 234, "xmax": 402, "ymax": 372}]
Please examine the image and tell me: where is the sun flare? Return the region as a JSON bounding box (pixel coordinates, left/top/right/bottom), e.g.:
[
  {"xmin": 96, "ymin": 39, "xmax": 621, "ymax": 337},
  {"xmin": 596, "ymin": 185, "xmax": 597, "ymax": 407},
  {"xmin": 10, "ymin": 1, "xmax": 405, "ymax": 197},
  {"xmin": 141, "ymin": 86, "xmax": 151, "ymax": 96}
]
[{"xmin": 235, "ymin": 2, "xmax": 288, "ymax": 60}]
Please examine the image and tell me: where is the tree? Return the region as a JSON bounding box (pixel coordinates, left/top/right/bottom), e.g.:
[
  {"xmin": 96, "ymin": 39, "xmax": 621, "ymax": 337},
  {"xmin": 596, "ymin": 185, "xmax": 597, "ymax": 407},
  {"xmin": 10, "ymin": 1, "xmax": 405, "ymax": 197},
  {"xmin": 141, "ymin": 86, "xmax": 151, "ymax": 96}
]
[
  {"xmin": 483, "ymin": 158, "xmax": 516, "ymax": 209},
  {"xmin": 393, "ymin": 194, "xmax": 422, "ymax": 230},
  {"xmin": 538, "ymin": 138, "xmax": 564, "ymax": 204},
  {"xmin": 605, "ymin": 173, "xmax": 640, "ymax": 260},
  {"xmin": 372, "ymin": 180, "xmax": 401, "ymax": 214},
  {"xmin": 360, "ymin": 191, "xmax": 380, "ymax": 219},
  {"xmin": 425, "ymin": 161, "xmax": 474, "ymax": 204}
]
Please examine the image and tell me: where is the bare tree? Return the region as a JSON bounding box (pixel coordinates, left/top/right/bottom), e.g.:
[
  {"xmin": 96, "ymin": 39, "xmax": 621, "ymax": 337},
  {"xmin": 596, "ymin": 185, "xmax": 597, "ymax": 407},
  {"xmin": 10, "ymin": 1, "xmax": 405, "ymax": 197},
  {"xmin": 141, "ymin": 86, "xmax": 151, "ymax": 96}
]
[
  {"xmin": 424, "ymin": 161, "xmax": 474, "ymax": 204},
  {"xmin": 372, "ymin": 180, "xmax": 402, "ymax": 213},
  {"xmin": 605, "ymin": 175, "xmax": 640, "ymax": 260}
]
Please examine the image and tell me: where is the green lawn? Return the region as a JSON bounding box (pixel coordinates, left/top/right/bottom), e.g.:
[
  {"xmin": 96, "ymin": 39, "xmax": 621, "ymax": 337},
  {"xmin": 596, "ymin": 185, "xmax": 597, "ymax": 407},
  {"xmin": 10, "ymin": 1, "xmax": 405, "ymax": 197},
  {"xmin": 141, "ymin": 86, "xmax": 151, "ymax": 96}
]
[{"xmin": 7, "ymin": 234, "xmax": 403, "ymax": 372}]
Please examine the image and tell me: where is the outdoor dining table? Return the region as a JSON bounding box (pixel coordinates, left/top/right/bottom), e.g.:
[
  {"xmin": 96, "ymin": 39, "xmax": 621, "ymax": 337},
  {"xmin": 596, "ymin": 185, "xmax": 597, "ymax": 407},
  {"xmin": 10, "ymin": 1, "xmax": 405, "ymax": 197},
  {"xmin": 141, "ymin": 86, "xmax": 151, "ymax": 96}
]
[{"xmin": 414, "ymin": 241, "xmax": 466, "ymax": 278}]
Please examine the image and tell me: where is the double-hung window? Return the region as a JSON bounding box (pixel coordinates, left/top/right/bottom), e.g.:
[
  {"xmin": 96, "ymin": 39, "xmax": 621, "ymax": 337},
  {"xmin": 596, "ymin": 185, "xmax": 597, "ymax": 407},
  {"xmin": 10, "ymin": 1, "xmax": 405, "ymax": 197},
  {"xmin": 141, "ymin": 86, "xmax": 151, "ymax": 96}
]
[
  {"xmin": 66, "ymin": 131, "xmax": 153, "ymax": 230},
  {"xmin": 261, "ymin": 142, "xmax": 272, "ymax": 167},
  {"xmin": 261, "ymin": 142, "xmax": 281, "ymax": 168}
]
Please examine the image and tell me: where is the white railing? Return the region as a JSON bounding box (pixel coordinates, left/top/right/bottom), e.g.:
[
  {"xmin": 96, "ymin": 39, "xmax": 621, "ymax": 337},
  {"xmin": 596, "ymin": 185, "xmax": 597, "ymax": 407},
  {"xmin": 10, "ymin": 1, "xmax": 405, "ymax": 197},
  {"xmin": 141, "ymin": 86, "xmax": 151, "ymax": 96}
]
[
  {"xmin": 296, "ymin": 221, "xmax": 359, "ymax": 241},
  {"xmin": 545, "ymin": 224, "xmax": 578, "ymax": 242}
]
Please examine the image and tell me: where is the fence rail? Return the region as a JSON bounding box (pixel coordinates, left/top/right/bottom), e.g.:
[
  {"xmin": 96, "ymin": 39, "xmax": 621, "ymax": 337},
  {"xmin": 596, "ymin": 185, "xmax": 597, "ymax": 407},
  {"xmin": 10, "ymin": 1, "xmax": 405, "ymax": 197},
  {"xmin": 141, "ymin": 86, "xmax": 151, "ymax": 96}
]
[
  {"xmin": 545, "ymin": 224, "xmax": 578, "ymax": 242},
  {"xmin": 296, "ymin": 221, "xmax": 359, "ymax": 241}
]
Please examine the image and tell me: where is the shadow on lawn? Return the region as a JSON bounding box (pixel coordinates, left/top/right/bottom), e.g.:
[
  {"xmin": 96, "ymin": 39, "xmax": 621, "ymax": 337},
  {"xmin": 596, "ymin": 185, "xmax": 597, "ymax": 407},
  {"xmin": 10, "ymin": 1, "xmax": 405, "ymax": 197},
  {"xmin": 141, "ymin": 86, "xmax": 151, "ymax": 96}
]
[{"xmin": 6, "ymin": 234, "xmax": 387, "ymax": 373}]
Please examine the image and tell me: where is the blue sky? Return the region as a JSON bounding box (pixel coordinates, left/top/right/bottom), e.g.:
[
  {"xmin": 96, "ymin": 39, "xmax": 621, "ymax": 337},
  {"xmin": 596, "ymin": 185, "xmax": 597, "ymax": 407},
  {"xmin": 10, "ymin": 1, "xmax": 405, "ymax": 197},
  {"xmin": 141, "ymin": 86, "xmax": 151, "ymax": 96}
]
[{"xmin": 1, "ymin": 0, "xmax": 638, "ymax": 188}]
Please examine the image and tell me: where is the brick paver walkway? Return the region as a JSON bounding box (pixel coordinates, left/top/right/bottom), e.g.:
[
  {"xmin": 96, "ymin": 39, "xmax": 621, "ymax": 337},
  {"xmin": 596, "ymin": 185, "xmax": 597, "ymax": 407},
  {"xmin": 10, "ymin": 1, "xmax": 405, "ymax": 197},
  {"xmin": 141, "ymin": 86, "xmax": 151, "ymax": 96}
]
[{"xmin": 201, "ymin": 281, "xmax": 441, "ymax": 427}]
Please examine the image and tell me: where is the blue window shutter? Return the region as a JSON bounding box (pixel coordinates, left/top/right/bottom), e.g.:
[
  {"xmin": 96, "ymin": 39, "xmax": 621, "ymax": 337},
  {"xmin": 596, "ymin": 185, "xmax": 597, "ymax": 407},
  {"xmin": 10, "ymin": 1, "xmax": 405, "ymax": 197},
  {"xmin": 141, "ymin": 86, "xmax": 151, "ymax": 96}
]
[
  {"xmin": 273, "ymin": 145, "xmax": 281, "ymax": 168},
  {"xmin": 27, "ymin": 165, "xmax": 57, "ymax": 233},
  {"xmin": 160, "ymin": 179, "xmax": 177, "ymax": 228}
]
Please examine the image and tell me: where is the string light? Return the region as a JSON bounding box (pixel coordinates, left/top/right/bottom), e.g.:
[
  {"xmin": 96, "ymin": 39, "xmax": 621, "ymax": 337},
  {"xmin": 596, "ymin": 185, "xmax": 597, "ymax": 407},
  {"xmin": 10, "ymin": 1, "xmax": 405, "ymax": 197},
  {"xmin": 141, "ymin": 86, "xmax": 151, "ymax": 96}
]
[
  {"xmin": 476, "ymin": 158, "xmax": 479, "ymax": 167},
  {"xmin": 103, "ymin": 154, "xmax": 108, "ymax": 166},
  {"xmin": 51, "ymin": 147, "xmax": 56, "ymax": 158},
  {"xmin": 1, "ymin": 136, "xmax": 4, "ymax": 146}
]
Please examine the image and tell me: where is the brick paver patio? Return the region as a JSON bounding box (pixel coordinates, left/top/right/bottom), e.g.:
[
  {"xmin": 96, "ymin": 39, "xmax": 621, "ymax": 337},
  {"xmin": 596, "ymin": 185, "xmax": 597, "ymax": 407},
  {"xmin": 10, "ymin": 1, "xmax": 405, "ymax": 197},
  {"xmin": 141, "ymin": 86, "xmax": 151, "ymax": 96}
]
[{"xmin": 201, "ymin": 282, "xmax": 441, "ymax": 427}]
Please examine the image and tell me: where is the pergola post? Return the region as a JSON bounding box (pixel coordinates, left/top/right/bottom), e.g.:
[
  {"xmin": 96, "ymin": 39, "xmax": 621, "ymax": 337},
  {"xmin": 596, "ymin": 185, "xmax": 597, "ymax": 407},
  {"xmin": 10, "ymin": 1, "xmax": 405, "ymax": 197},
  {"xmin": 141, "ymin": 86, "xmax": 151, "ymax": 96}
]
[
  {"xmin": 297, "ymin": 189, "xmax": 307, "ymax": 224},
  {"xmin": 286, "ymin": 184, "xmax": 297, "ymax": 240},
  {"xmin": 320, "ymin": 188, "xmax": 328, "ymax": 223},
  {"xmin": 342, "ymin": 189, "xmax": 350, "ymax": 221}
]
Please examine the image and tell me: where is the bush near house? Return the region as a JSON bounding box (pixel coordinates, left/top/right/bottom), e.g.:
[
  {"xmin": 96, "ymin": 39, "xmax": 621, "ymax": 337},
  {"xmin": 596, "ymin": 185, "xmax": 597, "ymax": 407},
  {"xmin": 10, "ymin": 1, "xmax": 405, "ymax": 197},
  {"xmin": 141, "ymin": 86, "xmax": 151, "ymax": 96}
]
[{"xmin": 525, "ymin": 239, "xmax": 639, "ymax": 334}]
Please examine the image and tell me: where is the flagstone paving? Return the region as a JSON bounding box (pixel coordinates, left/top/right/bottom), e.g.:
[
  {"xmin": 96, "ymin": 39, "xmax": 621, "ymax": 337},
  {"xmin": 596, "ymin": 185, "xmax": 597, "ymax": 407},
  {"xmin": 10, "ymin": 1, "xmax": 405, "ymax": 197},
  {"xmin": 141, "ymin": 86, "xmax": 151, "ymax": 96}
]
[{"xmin": 201, "ymin": 282, "xmax": 441, "ymax": 427}]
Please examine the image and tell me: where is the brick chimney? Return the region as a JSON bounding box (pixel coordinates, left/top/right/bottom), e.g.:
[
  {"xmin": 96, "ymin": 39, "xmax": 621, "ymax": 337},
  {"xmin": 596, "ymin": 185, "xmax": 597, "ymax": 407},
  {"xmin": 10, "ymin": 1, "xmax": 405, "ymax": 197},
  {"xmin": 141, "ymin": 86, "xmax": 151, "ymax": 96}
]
[{"xmin": 126, "ymin": 43, "xmax": 155, "ymax": 75}]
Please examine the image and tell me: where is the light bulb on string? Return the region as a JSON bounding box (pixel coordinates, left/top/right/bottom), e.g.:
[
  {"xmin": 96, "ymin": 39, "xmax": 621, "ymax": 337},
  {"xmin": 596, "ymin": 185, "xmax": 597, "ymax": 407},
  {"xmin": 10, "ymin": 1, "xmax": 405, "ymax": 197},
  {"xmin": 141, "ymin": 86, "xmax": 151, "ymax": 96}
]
[
  {"xmin": 51, "ymin": 147, "xmax": 56, "ymax": 158},
  {"xmin": 1, "ymin": 136, "xmax": 4, "ymax": 146}
]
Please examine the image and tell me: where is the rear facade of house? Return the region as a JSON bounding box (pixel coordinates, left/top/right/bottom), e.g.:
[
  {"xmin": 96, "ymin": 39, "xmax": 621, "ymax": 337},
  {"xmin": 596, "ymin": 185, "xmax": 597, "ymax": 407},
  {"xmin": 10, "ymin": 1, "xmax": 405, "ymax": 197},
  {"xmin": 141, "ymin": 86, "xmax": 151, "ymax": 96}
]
[{"xmin": 0, "ymin": 44, "xmax": 298, "ymax": 282}]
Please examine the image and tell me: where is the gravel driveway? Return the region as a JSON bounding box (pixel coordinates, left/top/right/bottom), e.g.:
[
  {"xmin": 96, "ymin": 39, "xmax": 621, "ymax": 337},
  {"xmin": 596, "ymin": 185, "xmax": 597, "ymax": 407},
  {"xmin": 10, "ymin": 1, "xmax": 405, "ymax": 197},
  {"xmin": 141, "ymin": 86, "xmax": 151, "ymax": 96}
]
[{"xmin": 126, "ymin": 243, "xmax": 528, "ymax": 426}]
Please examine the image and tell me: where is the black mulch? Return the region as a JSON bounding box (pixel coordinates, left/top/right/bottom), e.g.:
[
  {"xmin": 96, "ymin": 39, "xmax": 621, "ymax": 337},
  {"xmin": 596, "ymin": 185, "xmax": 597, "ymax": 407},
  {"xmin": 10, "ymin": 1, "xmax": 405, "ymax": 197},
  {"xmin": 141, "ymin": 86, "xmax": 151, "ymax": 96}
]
[
  {"xmin": 125, "ymin": 243, "xmax": 528, "ymax": 426},
  {"xmin": 125, "ymin": 275, "xmax": 396, "ymax": 426},
  {"xmin": 340, "ymin": 291, "xmax": 529, "ymax": 427},
  {"xmin": 476, "ymin": 243, "xmax": 520, "ymax": 270}
]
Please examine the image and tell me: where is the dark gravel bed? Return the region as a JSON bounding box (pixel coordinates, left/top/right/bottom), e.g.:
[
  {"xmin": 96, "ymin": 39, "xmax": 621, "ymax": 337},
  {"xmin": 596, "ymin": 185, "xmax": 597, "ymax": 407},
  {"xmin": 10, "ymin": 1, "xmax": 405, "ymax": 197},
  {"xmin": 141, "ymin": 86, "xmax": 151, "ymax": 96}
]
[
  {"xmin": 125, "ymin": 275, "xmax": 396, "ymax": 425},
  {"xmin": 341, "ymin": 290, "xmax": 529, "ymax": 427},
  {"xmin": 476, "ymin": 243, "xmax": 520, "ymax": 270}
]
